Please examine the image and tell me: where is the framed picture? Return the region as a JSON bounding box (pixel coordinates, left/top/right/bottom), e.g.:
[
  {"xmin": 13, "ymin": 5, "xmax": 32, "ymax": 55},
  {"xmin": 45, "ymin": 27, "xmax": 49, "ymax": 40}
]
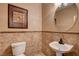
[{"xmin": 8, "ymin": 4, "xmax": 28, "ymax": 29}]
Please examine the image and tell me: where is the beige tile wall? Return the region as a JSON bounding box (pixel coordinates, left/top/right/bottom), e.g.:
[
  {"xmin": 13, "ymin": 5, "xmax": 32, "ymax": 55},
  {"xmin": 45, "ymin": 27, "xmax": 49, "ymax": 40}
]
[
  {"xmin": 42, "ymin": 32, "xmax": 79, "ymax": 56},
  {"xmin": 0, "ymin": 32, "xmax": 42, "ymax": 56},
  {"xmin": 0, "ymin": 31, "xmax": 79, "ymax": 56}
]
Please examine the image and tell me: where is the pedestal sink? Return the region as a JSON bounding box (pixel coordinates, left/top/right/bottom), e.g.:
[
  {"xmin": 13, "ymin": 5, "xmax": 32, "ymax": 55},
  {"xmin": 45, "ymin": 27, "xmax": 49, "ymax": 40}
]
[{"xmin": 49, "ymin": 41, "xmax": 73, "ymax": 56}]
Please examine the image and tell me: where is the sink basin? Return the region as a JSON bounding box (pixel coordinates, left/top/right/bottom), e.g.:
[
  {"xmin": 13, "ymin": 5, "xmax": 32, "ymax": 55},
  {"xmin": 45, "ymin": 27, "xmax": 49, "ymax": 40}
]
[{"xmin": 49, "ymin": 41, "xmax": 73, "ymax": 56}]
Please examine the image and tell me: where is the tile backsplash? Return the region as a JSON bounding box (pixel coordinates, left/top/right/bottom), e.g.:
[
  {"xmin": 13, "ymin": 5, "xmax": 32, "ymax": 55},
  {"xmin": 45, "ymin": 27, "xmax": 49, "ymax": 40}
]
[
  {"xmin": 0, "ymin": 32, "xmax": 42, "ymax": 56},
  {"xmin": 42, "ymin": 32, "xmax": 79, "ymax": 56},
  {"xmin": 0, "ymin": 31, "xmax": 79, "ymax": 56}
]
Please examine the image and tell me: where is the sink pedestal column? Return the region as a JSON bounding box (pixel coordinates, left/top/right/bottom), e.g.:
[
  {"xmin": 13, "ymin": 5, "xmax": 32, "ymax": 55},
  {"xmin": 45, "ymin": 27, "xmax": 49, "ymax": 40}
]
[
  {"xmin": 56, "ymin": 51, "xmax": 63, "ymax": 56},
  {"xmin": 49, "ymin": 41, "xmax": 73, "ymax": 56}
]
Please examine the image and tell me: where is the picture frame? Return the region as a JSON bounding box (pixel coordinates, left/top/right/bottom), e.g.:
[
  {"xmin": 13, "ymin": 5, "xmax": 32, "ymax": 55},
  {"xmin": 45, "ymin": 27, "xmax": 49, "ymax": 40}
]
[{"xmin": 8, "ymin": 4, "xmax": 28, "ymax": 29}]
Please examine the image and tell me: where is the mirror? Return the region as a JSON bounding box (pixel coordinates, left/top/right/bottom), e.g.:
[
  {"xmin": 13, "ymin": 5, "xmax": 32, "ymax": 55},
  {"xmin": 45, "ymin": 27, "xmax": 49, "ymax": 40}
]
[{"xmin": 54, "ymin": 3, "xmax": 78, "ymax": 32}]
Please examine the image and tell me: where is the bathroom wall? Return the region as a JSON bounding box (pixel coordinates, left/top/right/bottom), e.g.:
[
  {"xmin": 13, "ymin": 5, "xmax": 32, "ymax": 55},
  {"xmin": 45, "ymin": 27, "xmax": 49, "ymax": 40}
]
[
  {"xmin": 0, "ymin": 3, "xmax": 42, "ymax": 31},
  {"xmin": 42, "ymin": 3, "xmax": 79, "ymax": 32},
  {"xmin": 0, "ymin": 3, "xmax": 42, "ymax": 56},
  {"xmin": 1, "ymin": 3, "xmax": 79, "ymax": 56},
  {"xmin": 42, "ymin": 3, "xmax": 57, "ymax": 32},
  {"xmin": 42, "ymin": 32, "xmax": 79, "ymax": 56},
  {"xmin": 0, "ymin": 32, "xmax": 42, "ymax": 56},
  {"xmin": 55, "ymin": 4, "xmax": 77, "ymax": 31},
  {"xmin": 42, "ymin": 3, "xmax": 79, "ymax": 56}
]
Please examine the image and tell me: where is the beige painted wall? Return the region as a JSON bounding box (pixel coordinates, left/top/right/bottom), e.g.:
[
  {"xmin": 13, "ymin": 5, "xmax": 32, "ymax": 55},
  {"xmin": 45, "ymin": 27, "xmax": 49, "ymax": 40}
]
[
  {"xmin": 0, "ymin": 3, "xmax": 79, "ymax": 32},
  {"xmin": 42, "ymin": 3, "xmax": 79, "ymax": 33},
  {"xmin": 0, "ymin": 3, "xmax": 42, "ymax": 31},
  {"xmin": 42, "ymin": 3, "xmax": 57, "ymax": 31}
]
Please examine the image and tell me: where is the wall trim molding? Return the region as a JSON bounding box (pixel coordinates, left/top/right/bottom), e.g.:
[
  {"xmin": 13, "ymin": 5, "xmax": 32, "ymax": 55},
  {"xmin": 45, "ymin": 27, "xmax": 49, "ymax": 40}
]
[
  {"xmin": 0, "ymin": 31, "xmax": 79, "ymax": 34},
  {"xmin": 42, "ymin": 31, "xmax": 79, "ymax": 34},
  {"xmin": 0, "ymin": 31, "xmax": 42, "ymax": 33}
]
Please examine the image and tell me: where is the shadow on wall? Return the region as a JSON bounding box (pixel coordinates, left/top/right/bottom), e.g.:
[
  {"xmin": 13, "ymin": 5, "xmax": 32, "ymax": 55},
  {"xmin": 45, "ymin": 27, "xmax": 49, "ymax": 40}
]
[
  {"xmin": 2, "ymin": 45, "xmax": 13, "ymax": 56},
  {"xmin": 64, "ymin": 42, "xmax": 79, "ymax": 56}
]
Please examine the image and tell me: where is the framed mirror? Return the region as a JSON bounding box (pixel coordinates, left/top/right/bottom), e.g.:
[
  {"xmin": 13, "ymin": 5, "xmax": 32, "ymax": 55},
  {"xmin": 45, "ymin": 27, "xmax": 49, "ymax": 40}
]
[{"xmin": 54, "ymin": 3, "xmax": 78, "ymax": 32}]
